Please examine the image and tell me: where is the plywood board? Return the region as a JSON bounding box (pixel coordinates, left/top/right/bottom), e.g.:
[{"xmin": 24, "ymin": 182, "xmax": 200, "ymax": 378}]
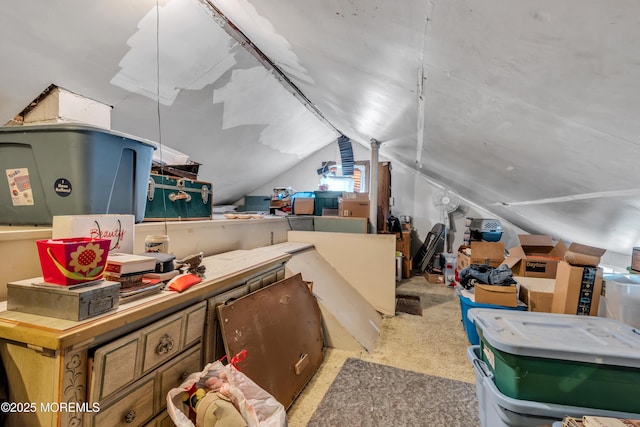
[
  {"xmin": 288, "ymin": 230, "xmax": 396, "ymax": 315},
  {"xmin": 216, "ymin": 273, "xmax": 323, "ymax": 409},
  {"xmin": 284, "ymin": 248, "xmax": 381, "ymax": 352},
  {"xmin": 316, "ymin": 302, "xmax": 365, "ymax": 352}
]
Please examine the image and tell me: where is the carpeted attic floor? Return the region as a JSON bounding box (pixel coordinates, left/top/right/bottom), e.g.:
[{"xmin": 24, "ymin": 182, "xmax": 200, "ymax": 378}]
[{"xmin": 286, "ymin": 274, "xmax": 478, "ymax": 426}]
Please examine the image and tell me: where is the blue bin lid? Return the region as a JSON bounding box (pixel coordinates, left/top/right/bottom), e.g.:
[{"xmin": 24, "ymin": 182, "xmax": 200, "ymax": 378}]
[{"xmin": 468, "ymin": 308, "xmax": 640, "ymax": 368}]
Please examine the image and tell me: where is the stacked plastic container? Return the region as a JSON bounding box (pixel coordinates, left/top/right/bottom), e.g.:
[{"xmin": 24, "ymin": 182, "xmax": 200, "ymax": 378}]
[
  {"xmin": 467, "ymin": 309, "xmax": 640, "ymax": 427},
  {"xmin": 457, "ymin": 288, "xmax": 526, "ymax": 345}
]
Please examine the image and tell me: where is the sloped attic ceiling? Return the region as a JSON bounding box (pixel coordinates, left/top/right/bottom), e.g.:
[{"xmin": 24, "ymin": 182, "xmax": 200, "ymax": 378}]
[
  {"xmin": 0, "ymin": 0, "xmax": 338, "ymax": 203},
  {"xmin": 211, "ymin": 0, "xmax": 640, "ymax": 256},
  {"xmin": 1, "ymin": 0, "xmax": 640, "ymax": 258}
]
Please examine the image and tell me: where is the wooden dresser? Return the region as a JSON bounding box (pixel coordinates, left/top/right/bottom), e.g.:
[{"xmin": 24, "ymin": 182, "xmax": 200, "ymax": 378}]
[{"xmin": 0, "ymin": 245, "xmax": 294, "ymax": 427}]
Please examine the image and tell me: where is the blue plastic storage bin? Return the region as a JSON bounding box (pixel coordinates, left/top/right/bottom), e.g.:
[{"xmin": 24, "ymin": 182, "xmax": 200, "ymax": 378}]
[
  {"xmin": 458, "ymin": 292, "xmax": 526, "ymax": 345},
  {"xmin": 291, "ymin": 192, "xmax": 315, "ymax": 199},
  {"xmin": 0, "ymin": 124, "xmax": 155, "ymax": 224}
]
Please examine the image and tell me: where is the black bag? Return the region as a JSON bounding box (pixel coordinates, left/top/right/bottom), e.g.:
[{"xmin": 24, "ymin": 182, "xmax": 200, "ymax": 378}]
[{"xmin": 459, "ymin": 263, "xmax": 516, "ymax": 290}]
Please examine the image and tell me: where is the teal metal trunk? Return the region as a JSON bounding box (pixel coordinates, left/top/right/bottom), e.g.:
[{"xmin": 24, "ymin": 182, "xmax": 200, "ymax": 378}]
[{"xmin": 144, "ymin": 173, "xmax": 212, "ymax": 221}]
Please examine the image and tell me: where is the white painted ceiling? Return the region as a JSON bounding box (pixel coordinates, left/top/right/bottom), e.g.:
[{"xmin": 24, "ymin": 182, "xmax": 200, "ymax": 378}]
[{"xmin": 1, "ymin": 0, "xmax": 639, "ymax": 257}]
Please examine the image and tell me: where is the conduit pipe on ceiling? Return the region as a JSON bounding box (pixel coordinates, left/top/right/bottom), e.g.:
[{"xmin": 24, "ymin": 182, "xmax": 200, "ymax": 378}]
[{"xmin": 369, "ymin": 138, "xmax": 381, "ymax": 234}]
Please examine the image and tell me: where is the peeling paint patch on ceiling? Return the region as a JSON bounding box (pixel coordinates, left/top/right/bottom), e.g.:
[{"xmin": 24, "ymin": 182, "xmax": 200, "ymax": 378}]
[
  {"xmin": 213, "ymin": 66, "xmax": 336, "ymax": 157},
  {"xmin": 111, "ymin": 0, "xmax": 237, "ymax": 105},
  {"xmin": 207, "ymin": 0, "xmax": 312, "ymax": 85}
]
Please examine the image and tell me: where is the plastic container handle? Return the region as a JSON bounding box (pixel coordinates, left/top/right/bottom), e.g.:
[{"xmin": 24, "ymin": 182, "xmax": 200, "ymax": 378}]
[
  {"xmin": 472, "ymin": 314, "xmax": 491, "ymax": 331},
  {"xmin": 473, "ymin": 358, "xmax": 492, "ymax": 378}
]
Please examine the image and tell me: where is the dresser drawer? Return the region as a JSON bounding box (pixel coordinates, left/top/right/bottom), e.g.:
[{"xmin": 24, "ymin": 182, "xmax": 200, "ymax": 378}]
[
  {"xmin": 183, "ymin": 303, "xmax": 207, "ymax": 348},
  {"xmin": 157, "ymin": 345, "xmax": 202, "ymax": 411},
  {"xmin": 91, "ymin": 301, "xmax": 207, "ymax": 402},
  {"xmin": 247, "ymin": 276, "xmax": 262, "ymax": 293},
  {"xmin": 261, "ymin": 271, "xmax": 278, "ymax": 287},
  {"xmin": 141, "ymin": 315, "xmax": 183, "ymax": 373},
  {"xmin": 144, "ymin": 409, "xmax": 174, "ymax": 427},
  {"xmin": 91, "ymin": 336, "xmax": 141, "ymax": 400},
  {"xmin": 204, "ymin": 285, "xmax": 250, "ymax": 362},
  {"xmin": 90, "ymin": 375, "xmax": 156, "ymax": 427}
]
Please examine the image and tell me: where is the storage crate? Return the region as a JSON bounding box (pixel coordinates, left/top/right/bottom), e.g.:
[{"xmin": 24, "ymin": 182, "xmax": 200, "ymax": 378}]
[
  {"xmin": 0, "ymin": 124, "xmax": 155, "ymax": 225},
  {"xmin": 313, "ymin": 191, "xmax": 343, "ymax": 216},
  {"xmin": 602, "ymin": 273, "xmax": 640, "ymax": 328},
  {"xmin": 469, "ymin": 309, "xmax": 640, "ymax": 413},
  {"xmin": 467, "ymin": 345, "xmax": 640, "ymax": 427},
  {"xmin": 144, "ymin": 174, "xmax": 212, "ymax": 221},
  {"xmin": 457, "ymin": 289, "xmax": 525, "ymax": 345}
]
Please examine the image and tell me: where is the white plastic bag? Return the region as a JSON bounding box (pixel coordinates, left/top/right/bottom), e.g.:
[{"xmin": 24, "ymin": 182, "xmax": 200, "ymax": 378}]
[{"xmin": 166, "ymin": 351, "xmax": 287, "ymax": 427}]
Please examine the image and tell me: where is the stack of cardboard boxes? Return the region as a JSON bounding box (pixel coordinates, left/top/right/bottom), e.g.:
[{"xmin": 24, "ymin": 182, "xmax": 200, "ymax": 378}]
[
  {"xmin": 457, "ymin": 235, "xmax": 606, "ymax": 316},
  {"xmin": 507, "ymin": 236, "xmax": 606, "ymax": 315},
  {"xmin": 503, "ymin": 234, "xmax": 566, "ymax": 311},
  {"xmin": 292, "ymin": 192, "xmax": 370, "ymax": 217}
]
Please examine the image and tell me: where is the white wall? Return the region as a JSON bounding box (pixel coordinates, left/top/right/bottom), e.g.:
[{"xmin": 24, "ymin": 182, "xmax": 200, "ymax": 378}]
[
  {"xmin": 246, "ymin": 141, "xmax": 526, "ymax": 251},
  {"xmin": 242, "ymin": 141, "xmax": 631, "ymax": 269},
  {"xmin": 246, "ymin": 142, "xmax": 372, "ymax": 197}
]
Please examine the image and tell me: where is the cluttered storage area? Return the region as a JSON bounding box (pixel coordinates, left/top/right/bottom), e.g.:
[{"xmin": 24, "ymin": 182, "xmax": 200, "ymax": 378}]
[
  {"xmin": 1, "ymin": 118, "xmax": 640, "ymax": 427},
  {"xmin": 0, "ymin": 110, "xmax": 398, "ymax": 426},
  {"xmin": 3, "ymin": 2, "xmax": 640, "ymax": 427}
]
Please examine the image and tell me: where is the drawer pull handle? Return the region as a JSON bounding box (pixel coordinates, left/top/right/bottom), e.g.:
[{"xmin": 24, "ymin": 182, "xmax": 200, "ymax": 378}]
[
  {"xmin": 181, "ymin": 372, "xmax": 190, "ymax": 381},
  {"xmin": 155, "ymin": 334, "xmax": 175, "ymax": 355},
  {"xmin": 124, "ymin": 410, "xmax": 136, "ymax": 423}
]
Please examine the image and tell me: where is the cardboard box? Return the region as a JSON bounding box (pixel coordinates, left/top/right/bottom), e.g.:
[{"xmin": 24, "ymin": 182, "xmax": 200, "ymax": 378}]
[
  {"xmin": 23, "ymin": 85, "xmax": 112, "ymax": 129},
  {"xmin": 474, "ymin": 284, "xmax": 518, "ymax": 307},
  {"xmin": 339, "ymin": 193, "xmax": 369, "ymax": 218},
  {"xmin": 292, "ymin": 198, "xmax": 315, "ymax": 215},
  {"xmin": 517, "ymin": 276, "xmax": 555, "ymax": 312},
  {"xmin": 551, "ymin": 242, "xmax": 606, "ymax": 316},
  {"xmin": 457, "ymin": 242, "xmax": 505, "ymax": 271},
  {"xmin": 552, "ymin": 262, "xmax": 603, "ymax": 315},
  {"xmin": 425, "ymin": 273, "xmax": 444, "ymax": 284},
  {"xmin": 504, "ymin": 235, "xmax": 567, "ymax": 279},
  {"xmin": 342, "ymin": 192, "xmax": 369, "ymax": 201}
]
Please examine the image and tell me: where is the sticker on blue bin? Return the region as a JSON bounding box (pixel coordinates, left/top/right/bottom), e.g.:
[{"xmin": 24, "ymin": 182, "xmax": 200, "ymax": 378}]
[
  {"xmin": 6, "ymin": 168, "xmax": 34, "ymax": 206},
  {"xmin": 54, "ymin": 178, "xmax": 72, "ymax": 197}
]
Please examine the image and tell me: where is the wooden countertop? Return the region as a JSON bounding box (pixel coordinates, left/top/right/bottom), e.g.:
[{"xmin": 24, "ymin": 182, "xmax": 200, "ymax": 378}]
[{"xmin": 0, "ymin": 244, "xmax": 308, "ymax": 351}]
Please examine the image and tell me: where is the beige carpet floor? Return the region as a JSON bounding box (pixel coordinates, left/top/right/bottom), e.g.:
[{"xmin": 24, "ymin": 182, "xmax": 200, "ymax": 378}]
[{"xmin": 286, "ymin": 275, "xmax": 475, "ymax": 426}]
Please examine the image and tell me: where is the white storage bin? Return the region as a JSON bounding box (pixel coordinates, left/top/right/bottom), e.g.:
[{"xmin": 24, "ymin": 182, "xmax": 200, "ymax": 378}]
[{"xmin": 603, "ymin": 274, "xmax": 640, "ymax": 328}]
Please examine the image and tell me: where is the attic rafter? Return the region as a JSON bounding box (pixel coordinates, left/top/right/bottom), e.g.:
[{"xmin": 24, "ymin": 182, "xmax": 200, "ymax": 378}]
[{"xmin": 199, "ymin": 0, "xmax": 343, "ymax": 139}]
